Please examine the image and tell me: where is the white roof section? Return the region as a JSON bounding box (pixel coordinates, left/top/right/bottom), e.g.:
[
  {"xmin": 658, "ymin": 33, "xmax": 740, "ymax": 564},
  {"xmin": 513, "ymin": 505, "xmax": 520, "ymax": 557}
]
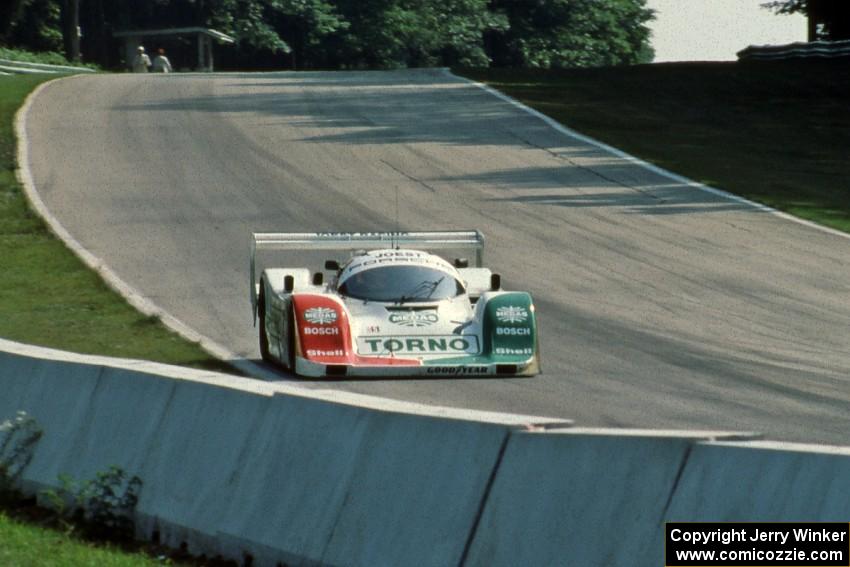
[{"xmin": 114, "ymin": 27, "xmax": 235, "ymax": 44}]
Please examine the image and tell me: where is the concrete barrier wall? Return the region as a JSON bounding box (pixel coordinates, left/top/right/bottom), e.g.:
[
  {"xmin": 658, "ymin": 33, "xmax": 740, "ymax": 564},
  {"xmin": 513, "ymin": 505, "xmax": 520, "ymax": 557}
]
[
  {"xmin": 738, "ymin": 40, "xmax": 850, "ymax": 61},
  {"xmin": 3, "ymin": 339, "xmax": 850, "ymax": 566},
  {"xmin": 461, "ymin": 429, "xmax": 743, "ymax": 567},
  {"xmin": 463, "ymin": 432, "xmax": 850, "ymax": 566},
  {"xmin": 214, "ymin": 394, "xmax": 510, "ymax": 567},
  {"xmin": 0, "ymin": 341, "xmax": 543, "ymax": 566},
  {"xmin": 665, "ymin": 441, "xmax": 850, "ymax": 521}
]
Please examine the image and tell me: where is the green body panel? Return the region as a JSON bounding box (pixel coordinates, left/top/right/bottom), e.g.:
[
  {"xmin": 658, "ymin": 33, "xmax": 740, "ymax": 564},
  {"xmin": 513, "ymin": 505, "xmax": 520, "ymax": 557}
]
[{"xmin": 423, "ymin": 292, "xmax": 537, "ymax": 366}]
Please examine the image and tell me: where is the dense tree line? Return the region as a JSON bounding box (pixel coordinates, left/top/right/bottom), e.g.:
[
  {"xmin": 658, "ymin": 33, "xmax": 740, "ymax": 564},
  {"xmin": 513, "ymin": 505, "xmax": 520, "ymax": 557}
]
[
  {"xmin": 763, "ymin": 0, "xmax": 850, "ymax": 41},
  {"xmin": 0, "ymin": 0, "xmax": 655, "ymax": 70}
]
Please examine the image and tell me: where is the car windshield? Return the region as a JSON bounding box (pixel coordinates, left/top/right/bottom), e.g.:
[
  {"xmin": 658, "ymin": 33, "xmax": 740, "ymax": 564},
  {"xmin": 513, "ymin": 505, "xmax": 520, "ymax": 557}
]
[{"xmin": 338, "ymin": 265, "xmax": 465, "ymax": 303}]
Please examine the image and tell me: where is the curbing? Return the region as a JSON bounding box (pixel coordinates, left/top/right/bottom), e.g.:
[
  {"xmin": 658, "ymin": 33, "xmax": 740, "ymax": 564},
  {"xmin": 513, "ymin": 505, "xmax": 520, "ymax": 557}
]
[
  {"xmin": 0, "ymin": 64, "xmax": 57, "ymax": 75},
  {"xmin": 0, "ymin": 58, "xmax": 95, "ymax": 73},
  {"xmin": 13, "ymin": 75, "xmax": 275, "ymax": 383}
]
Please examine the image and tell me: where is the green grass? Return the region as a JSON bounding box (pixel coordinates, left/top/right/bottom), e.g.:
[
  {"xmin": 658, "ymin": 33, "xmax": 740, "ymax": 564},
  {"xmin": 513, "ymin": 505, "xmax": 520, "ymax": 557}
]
[
  {"xmin": 0, "ymin": 505, "xmax": 238, "ymax": 566},
  {"xmin": 0, "ymin": 47, "xmax": 100, "ymax": 70},
  {"xmin": 457, "ymin": 60, "xmax": 850, "ymax": 233},
  {"xmin": 0, "ymin": 75, "xmax": 234, "ymax": 373},
  {"xmin": 3, "ymin": 57, "xmax": 846, "ymax": 567},
  {"xmin": 0, "ymin": 510, "xmax": 167, "ymax": 567},
  {"xmin": 1, "ymin": 73, "xmax": 234, "ymax": 564}
]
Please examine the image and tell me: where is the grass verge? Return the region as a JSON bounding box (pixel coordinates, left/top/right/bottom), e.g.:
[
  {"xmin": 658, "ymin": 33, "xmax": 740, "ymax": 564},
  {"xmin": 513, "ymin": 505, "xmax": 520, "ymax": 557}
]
[
  {"xmin": 0, "ymin": 504, "xmax": 238, "ymax": 566},
  {"xmin": 0, "ymin": 509, "xmax": 168, "ymax": 567},
  {"xmin": 0, "ymin": 74, "xmax": 234, "ymax": 373},
  {"xmin": 457, "ymin": 60, "xmax": 850, "ymax": 234},
  {"xmin": 1, "ymin": 65, "xmax": 237, "ymax": 564},
  {"xmin": 0, "ymin": 47, "xmax": 100, "ymax": 70}
]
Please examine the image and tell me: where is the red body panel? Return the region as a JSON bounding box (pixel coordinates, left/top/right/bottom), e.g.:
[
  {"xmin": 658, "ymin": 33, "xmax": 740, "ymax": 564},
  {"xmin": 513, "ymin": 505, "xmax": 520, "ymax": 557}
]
[{"xmin": 292, "ymin": 294, "xmax": 420, "ymax": 367}]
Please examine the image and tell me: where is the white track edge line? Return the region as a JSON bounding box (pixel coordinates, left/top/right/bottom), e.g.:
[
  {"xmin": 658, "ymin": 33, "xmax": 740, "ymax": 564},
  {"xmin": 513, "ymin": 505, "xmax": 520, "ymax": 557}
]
[
  {"xmin": 12, "ymin": 74, "xmax": 570, "ymax": 424},
  {"xmin": 14, "ymin": 75, "xmax": 288, "ymax": 384},
  {"xmin": 445, "ymin": 68, "xmax": 850, "ymax": 243},
  {"xmin": 15, "ymin": 70, "xmax": 845, "ymax": 425},
  {"xmin": 7, "ymin": 70, "xmax": 799, "ymax": 433}
]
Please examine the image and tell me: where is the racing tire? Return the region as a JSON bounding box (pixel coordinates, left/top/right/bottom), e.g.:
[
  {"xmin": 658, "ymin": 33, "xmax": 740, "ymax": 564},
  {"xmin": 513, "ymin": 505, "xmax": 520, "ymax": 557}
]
[{"xmin": 258, "ymin": 289, "xmax": 272, "ymax": 363}]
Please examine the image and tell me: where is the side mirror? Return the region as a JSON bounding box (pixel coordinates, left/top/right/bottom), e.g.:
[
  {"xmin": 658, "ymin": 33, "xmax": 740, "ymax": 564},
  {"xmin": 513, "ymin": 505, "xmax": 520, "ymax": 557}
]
[
  {"xmin": 284, "ymin": 275, "xmax": 294, "ymax": 293},
  {"xmin": 325, "ymin": 260, "xmax": 340, "ymax": 271},
  {"xmin": 490, "ymin": 273, "xmax": 501, "ymax": 291},
  {"xmin": 312, "ymin": 272, "xmax": 324, "ymax": 285},
  {"xmin": 453, "ymin": 258, "xmax": 469, "ymax": 268}
]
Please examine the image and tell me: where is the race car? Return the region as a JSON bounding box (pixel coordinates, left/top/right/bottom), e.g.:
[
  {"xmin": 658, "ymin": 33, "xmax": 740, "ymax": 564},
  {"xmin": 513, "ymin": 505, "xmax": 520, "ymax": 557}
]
[{"xmin": 250, "ymin": 231, "xmax": 539, "ymax": 377}]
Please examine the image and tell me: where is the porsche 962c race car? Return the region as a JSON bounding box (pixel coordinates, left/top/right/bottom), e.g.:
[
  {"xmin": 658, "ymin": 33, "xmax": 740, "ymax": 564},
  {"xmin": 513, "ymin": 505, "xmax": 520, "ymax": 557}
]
[{"xmin": 250, "ymin": 231, "xmax": 539, "ymax": 377}]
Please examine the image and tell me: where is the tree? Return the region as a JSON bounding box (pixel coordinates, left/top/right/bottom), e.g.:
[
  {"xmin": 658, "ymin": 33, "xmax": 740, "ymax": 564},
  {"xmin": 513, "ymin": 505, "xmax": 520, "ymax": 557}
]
[
  {"xmin": 486, "ymin": 0, "xmax": 654, "ymax": 68},
  {"xmin": 763, "ymin": 0, "xmax": 850, "ymax": 41},
  {"xmin": 0, "ymin": 0, "xmax": 31, "ymax": 44},
  {"xmin": 75, "ymin": 0, "xmax": 346, "ymax": 69},
  {"xmin": 4, "ymin": 0, "xmax": 657, "ymax": 70},
  {"xmin": 330, "ymin": 0, "xmax": 506, "ymax": 68},
  {"xmin": 0, "ymin": 0, "xmax": 64, "ymax": 53},
  {"xmin": 267, "ymin": 0, "xmax": 349, "ymax": 68},
  {"xmin": 60, "ymin": 0, "xmax": 81, "ymax": 61},
  {"xmin": 179, "ymin": 0, "xmax": 343, "ymax": 60}
]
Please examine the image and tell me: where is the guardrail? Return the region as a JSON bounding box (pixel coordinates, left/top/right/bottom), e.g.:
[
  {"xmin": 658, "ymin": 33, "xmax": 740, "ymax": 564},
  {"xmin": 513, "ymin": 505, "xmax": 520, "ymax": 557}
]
[
  {"xmin": 0, "ymin": 58, "xmax": 96, "ymax": 74},
  {"xmin": 738, "ymin": 39, "xmax": 850, "ymax": 61},
  {"xmin": 2, "ymin": 337, "xmax": 849, "ymax": 566}
]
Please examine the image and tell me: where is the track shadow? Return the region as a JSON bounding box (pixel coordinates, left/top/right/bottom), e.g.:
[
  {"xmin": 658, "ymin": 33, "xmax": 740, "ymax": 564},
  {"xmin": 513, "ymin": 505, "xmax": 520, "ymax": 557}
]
[
  {"xmin": 248, "ymin": 358, "xmax": 523, "ymax": 383},
  {"xmin": 113, "ymin": 70, "xmax": 571, "ymax": 148},
  {"xmin": 113, "ymin": 70, "xmax": 761, "ymax": 216}
]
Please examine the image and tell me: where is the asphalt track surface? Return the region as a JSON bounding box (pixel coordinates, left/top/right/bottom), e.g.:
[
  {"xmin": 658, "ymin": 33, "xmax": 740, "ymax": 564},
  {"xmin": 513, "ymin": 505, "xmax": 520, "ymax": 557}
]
[{"xmin": 24, "ymin": 70, "xmax": 850, "ymax": 445}]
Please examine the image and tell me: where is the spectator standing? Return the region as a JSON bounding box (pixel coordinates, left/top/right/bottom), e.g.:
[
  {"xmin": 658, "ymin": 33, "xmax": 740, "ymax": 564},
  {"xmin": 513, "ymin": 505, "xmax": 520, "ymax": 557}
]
[
  {"xmin": 152, "ymin": 48, "xmax": 173, "ymax": 73},
  {"xmin": 132, "ymin": 46, "xmax": 151, "ymax": 72}
]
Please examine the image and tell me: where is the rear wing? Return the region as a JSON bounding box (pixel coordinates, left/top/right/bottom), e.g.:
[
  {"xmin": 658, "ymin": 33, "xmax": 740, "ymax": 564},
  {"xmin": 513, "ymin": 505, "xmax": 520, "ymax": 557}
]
[{"xmin": 250, "ymin": 230, "xmax": 485, "ymax": 318}]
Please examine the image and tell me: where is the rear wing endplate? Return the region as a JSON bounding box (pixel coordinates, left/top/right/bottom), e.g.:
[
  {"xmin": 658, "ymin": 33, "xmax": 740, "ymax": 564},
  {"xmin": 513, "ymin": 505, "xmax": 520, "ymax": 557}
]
[{"xmin": 250, "ymin": 230, "xmax": 485, "ymax": 321}]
